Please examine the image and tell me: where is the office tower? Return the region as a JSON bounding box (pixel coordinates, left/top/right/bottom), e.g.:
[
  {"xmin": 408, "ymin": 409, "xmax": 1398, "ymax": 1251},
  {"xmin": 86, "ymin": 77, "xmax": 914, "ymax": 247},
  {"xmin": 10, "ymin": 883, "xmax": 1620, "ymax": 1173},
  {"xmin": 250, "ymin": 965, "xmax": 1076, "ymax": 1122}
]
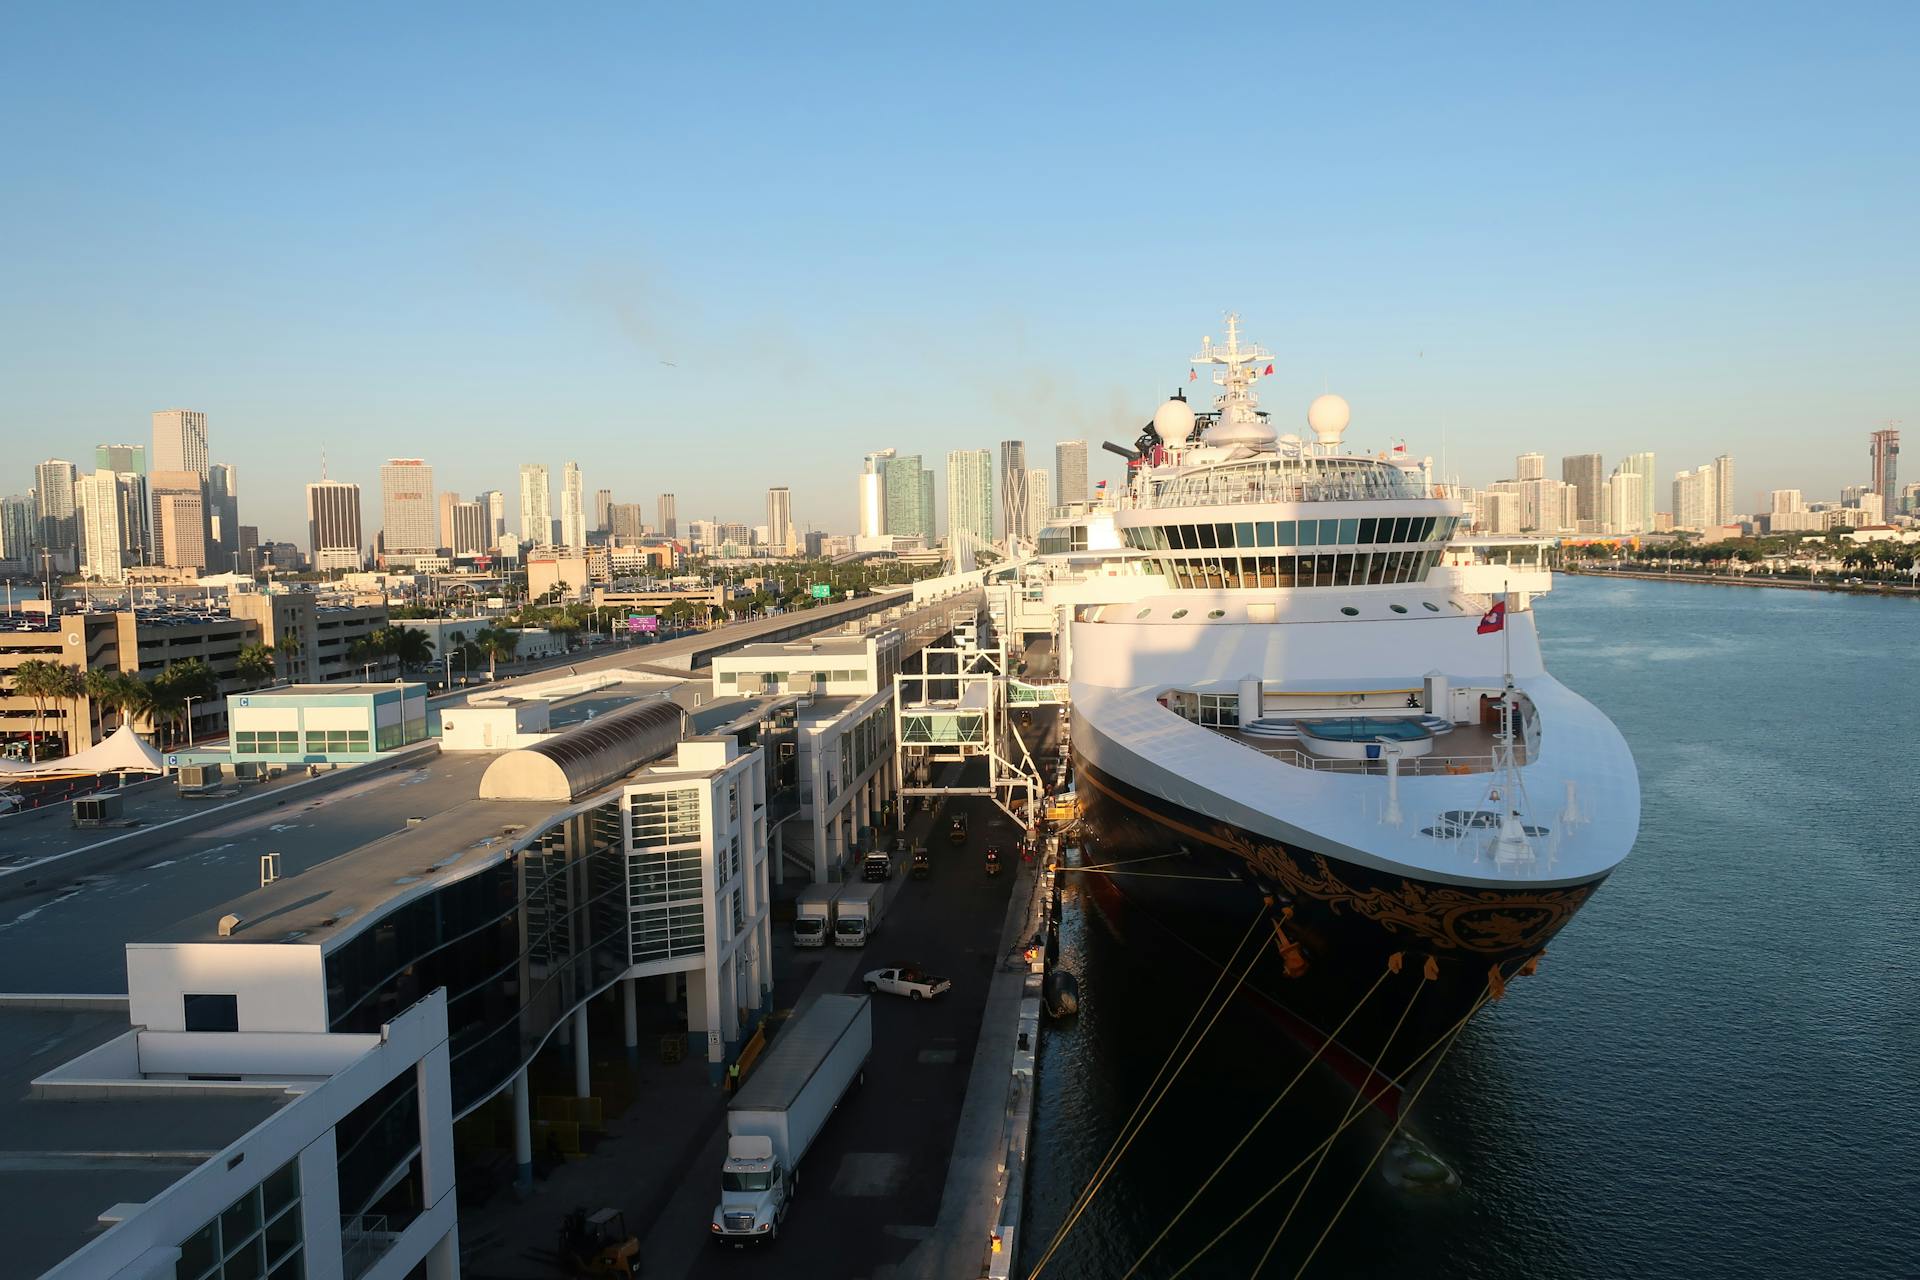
[
  {"xmin": 859, "ymin": 450, "xmax": 894, "ymax": 539},
  {"xmin": 1056, "ymin": 441, "xmax": 1089, "ymax": 507},
  {"xmin": 1870, "ymin": 428, "xmax": 1899, "ymax": 514},
  {"xmin": 151, "ymin": 470, "xmax": 209, "ymax": 570},
  {"xmin": 1515, "ymin": 451, "xmax": 1546, "ymax": 481},
  {"xmin": 477, "ymin": 490, "xmax": 506, "ymax": 546},
  {"xmin": 438, "ymin": 492, "xmax": 460, "ymax": 550},
  {"xmin": 947, "ymin": 449, "xmax": 994, "ymax": 549},
  {"xmin": 1672, "ymin": 465, "xmax": 1718, "ymax": 530},
  {"xmin": 1902, "ymin": 481, "xmax": 1920, "ymax": 516},
  {"xmin": 594, "ymin": 488, "xmax": 613, "ymax": 533},
  {"xmin": 1619, "ymin": 452, "xmax": 1657, "ymax": 534},
  {"xmin": 1561, "ymin": 453, "xmax": 1604, "ymax": 523},
  {"xmin": 657, "ymin": 493, "xmax": 677, "ymax": 539},
  {"xmin": 609, "ymin": 503, "xmax": 646, "ymax": 542},
  {"xmin": 95, "ymin": 443, "xmax": 146, "ymax": 476},
  {"xmin": 306, "ymin": 480, "xmax": 364, "ymax": 573},
  {"xmin": 236, "ymin": 525, "xmax": 259, "ymax": 570},
  {"xmin": 1476, "ymin": 490, "xmax": 1520, "ymax": 535},
  {"xmin": 766, "ymin": 486, "xmax": 795, "ymax": 555},
  {"xmin": 1712, "ymin": 454, "xmax": 1735, "ymax": 526},
  {"xmin": 33, "ymin": 460, "xmax": 80, "ymax": 567},
  {"xmin": 1603, "ymin": 469, "xmax": 1646, "ymax": 534},
  {"xmin": 0, "ymin": 496, "xmax": 37, "ymax": 571},
  {"xmin": 1026, "ymin": 470, "xmax": 1050, "ymax": 539},
  {"xmin": 378, "ymin": 459, "xmax": 436, "ymax": 556},
  {"xmin": 208, "ymin": 462, "xmax": 239, "ymax": 568},
  {"xmin": 151, "ymin": 410, "xmax": 209, "ymax": 476},
  {"xmin": 560, "ymin": 462, "xmax": 587, "ymax": 549},
  {"xmin": 447, "ymin": 499, "xmax": 487, "ymax": 556},
  {"xmin": 689, "ymin": 518, "xmax": 717, "ymax": 550},
  {"xmin": 999, "ymin": 441, "xmax": 1028, "ymax": 547},
  {"xmin": 920, "ymin": 471, "xmax": 934, "ymax": 542},
  {"xmin": 1768, "ymin": 490, "xmax": 1804, "ymax": 514},
  {"xmin": 519, "ymin": 464, "xmax": 552, "ymax": 547},
  {"xmin": 716, "ymin": 521, "xmax": 750, "ymax": 548},
  {"xmin": 884, "ymin": 454, "xmax": 931, "ymax": 542},
  {"xmin": 94, "ymin": 450, "xmax": 152, "ymax": 565},
  {"xmin": 75, "ymin": 472, "xmax": 127, "ymax": 582},
  {"xmin": 1853, "ymin": 492, "xmax": 1886, "ymax": 523}
]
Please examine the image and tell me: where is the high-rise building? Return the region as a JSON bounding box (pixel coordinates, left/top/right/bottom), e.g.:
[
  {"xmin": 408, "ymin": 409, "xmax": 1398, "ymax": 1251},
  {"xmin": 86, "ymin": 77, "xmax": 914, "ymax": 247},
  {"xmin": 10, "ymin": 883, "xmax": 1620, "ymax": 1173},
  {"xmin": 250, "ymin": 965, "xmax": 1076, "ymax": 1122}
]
[
  {"xmin": 74, "ymin": 472, "xmax": 127, "ymax": 582},
  {"xmin": 378, "ymin": 459, "xmax": 436, "ymax": 556},
  {"xmin": 306, "ymin": 480, "xmax": 364, "ymax": 573},
  {"xmin": 208, "ymin": 462, "xmax": 239, "ymax": 568},
  {"xmin": 1561, "ymin": 453, "xmax": 1604, "ymax": 523},
  {"xmin": 33, "ymin": 460, "xmax": 80, "ymax": 568},
  {"xmin": 96, "ymin": 446, "xmax": 151, "ymax": 565},
  {"xmin": 766, "ymin": 486, "xmax": 795, "ymax": 556},
  {"xmin": 151, "ymin": 470, "xmax": 209, "ymax": 570},
  {"xmin": 1515, "ymin": 452, "xmax": 1546, "ymax": 481},
  {"xmin": 1055, "ymin": 441, "xmax": 1089, "ymax": 508},
  {"xmin": 151, "ymin": 410, "xmax": 209, "ymax": 477},
  {"xmin": 560, "ymin": 462, "xmax": 587, "ymax": 549},
  {"xmin": 0, "ymin": 495, "xmax": 37, "ymax": 572},
  {"xmin": 609, "ymin": 503, "xmax": 647, "ymax": 543},
  {"xmin": 999, "ymin": 441, "xmax": 1028, "ymax": 548},
  {"xmin": 657, "ymin": 493, "xmax": 677, "ymax": 539},
  {"xmin": 1672, "ymin": 465, "xmax": 1718, "ymax": 531},
  {"xmin": 920, "ymin": 471, "xmax": 935, "ymax": 542},
  {"xmin": 478, "ymin": 490, "xmax": 507, "ymax": 547},
  {"xmin": 1025, "ymin": 470, "xmax": 1050, "ymax": 540},
  {"xmin": 1619, "ymin": 452, "xmax": 1657, "ymax": 534},
  {"xmin": 947, "ymin": 449, "xmax": 994, "ymax": 550},
  {"xmin": 1712, "ymin": 454, "xmax": 1735, "ymax": 526},
  {"xmin": 1902, "ymin": 481, "xmax": 1920, "ymax": 517},
  {"xmin": 884, "ymin": 454, "xmax": 931, "ymax": 542},
  {"xmin": 1870, "ymin": 428, "xmax": 1900, "ymax": 515},
  {"xmin": 1603, "ymin": 469, "xmax": 1646, "ymax": 535},
  {"xmin": 519, "ymin": 464, "xmax": 552, "ymax": 547},
  {"xmin": 859, "ymin": 451, "xmax": 894, "ymax": 539},
  {"xmin": 447, "ymin": 499, "xmax": 487, "ymax": 556},
  {"xmin": 594, "ymin": 488, "xmax": 613, "ymax": 533},
  {"xmin": 1768, "ymin": 490, "xmax": 1805, "ymax": 514}
]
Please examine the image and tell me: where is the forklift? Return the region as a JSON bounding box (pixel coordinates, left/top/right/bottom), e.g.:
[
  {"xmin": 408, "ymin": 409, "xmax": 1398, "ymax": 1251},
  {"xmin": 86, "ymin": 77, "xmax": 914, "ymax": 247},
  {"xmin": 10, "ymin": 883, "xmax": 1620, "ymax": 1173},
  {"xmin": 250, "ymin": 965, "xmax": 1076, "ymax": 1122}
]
[{"xmin": 559, "ymin": 1207, "xmax": 640, "ymax": 1276}]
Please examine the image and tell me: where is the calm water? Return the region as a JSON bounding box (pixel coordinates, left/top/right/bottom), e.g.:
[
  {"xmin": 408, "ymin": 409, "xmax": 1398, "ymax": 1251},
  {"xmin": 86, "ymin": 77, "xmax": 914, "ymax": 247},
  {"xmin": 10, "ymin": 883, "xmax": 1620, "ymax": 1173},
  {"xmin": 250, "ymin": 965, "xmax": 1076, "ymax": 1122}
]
[{"xmin": 1024, "ymin": 576, "xmax": 1920, "ymax": 1279}]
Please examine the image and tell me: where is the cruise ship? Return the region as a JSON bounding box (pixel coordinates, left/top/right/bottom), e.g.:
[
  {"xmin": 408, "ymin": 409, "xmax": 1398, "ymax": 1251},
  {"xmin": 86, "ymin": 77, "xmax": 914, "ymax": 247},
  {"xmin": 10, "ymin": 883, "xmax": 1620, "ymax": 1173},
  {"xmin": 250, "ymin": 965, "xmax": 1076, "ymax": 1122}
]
[{"xmin": 1039, "ymin": 316, "xmax": 1640, "ymax": 1087}]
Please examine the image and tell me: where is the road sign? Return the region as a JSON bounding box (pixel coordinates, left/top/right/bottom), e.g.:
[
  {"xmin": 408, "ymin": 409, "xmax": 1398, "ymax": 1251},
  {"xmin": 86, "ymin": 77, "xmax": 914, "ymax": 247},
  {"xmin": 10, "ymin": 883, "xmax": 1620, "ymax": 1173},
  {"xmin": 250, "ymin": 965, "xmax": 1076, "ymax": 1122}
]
[
  {"xmin": 810, "ymin": 583, "xmax": 831, "ymax": 599},
  {"xmin": 627, "ymin": 616, "xmax": 658, "ymax": 634}
]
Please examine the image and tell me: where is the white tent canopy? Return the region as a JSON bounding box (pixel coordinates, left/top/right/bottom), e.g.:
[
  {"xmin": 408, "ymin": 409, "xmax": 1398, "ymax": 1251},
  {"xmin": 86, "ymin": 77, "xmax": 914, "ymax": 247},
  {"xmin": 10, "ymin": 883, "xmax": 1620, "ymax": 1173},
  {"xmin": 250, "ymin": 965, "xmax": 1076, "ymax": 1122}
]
[{"xmin": 0, "ymin": 723, "xmax": 167, "ymax": 778}]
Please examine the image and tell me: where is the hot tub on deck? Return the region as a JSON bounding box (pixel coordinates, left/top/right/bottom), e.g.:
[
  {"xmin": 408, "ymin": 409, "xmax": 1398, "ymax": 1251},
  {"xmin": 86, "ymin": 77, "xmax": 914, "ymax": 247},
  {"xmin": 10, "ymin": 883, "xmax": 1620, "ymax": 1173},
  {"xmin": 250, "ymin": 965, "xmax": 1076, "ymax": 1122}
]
[{"xmin": 1295, "ymin": 717, "xmax": 1435, "ymax": 761}]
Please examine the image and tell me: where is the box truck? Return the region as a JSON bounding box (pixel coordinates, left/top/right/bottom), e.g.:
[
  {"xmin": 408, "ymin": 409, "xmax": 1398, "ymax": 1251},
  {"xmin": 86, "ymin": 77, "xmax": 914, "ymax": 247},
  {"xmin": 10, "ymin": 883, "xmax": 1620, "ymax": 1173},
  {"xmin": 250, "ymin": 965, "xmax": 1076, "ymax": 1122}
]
[
  {"xmin": 792, "ymin": 885, "xmax": 840, "ymax": 948},
  {"xmin": 833, "ymin": 881, "xmax": 885, "ymax": 947},
  {"xmin": 711, "ymin": 994, "xmax": 873, "ymax": 1246}
]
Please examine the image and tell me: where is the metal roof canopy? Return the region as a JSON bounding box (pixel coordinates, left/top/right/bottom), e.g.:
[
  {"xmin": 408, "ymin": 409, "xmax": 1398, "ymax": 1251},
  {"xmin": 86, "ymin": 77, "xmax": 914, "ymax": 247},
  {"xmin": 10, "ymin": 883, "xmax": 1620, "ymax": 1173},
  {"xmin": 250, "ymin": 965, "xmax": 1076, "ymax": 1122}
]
[{"xmin": 478, "ymin": 697, "xmax": 686, "ymax": 801}]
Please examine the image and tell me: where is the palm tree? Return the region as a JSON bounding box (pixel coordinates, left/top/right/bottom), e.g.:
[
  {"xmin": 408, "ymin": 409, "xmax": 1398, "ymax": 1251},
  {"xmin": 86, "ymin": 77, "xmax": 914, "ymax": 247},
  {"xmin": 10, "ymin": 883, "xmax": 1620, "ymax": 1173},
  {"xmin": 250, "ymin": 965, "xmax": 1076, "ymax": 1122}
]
[
  {"xmin": 115, "ymin": 672, "xmax": 156, "ymax": 742},
  {"xmin": 50, "ymin": 666, "xmax": 85, "ymax": 757},
  {"xmin": 145, "ymin": 678, "xmax": 185, "ymax": 748},
  {"xmin": 236, "ymin": 643, "xmax": 276, "ymax": 688},
  {"xmin": 85, "ymin": 667, "xmax": 124, "ymax": 739},
  {"xmin": 10, "ymin": 658, "xmax": 67, "ymax": 763},
  {"xmin": 274, "ymin": 633, "xmax": 304, "ymax": 683},
  {"xmin": 474, "ymin": 626, "xmax": 520, "ymax": 680},
  {"xmin": 393, "ymin": 627, "xmax": 434, "ymax": 671}
]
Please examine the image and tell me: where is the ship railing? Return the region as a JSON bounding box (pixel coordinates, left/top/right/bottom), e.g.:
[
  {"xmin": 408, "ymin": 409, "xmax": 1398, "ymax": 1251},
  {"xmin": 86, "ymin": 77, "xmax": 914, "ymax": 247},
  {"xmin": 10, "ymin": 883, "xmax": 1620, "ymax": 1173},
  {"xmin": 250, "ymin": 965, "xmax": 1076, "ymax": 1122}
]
[
  {"xmin": 1130, "ymin": 475, "xmax": 1437, "ymax": 510},
  {"xmin": 1226, "ymin": 740, "xmax": 1517, "ymax": 776}
]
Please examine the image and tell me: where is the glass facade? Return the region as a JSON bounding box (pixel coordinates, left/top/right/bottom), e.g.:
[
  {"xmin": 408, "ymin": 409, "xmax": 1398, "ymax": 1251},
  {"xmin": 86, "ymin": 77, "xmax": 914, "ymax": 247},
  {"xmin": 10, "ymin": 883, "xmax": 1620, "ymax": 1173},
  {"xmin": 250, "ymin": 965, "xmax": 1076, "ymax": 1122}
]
[
  {"xmin": 1121, "ymin": 514, "xmax": 1459, "ymax": 589},
  {"xmin": 174, "ymin": 1159, "xmax": 302, "ymax": 1280},
  {"xmin": 323, "ymin": 797, "xmax": 629, "ymax": 1115},
  {"xmin": 628, "ymin": 787, "xmax": 707, "ymax": 965}
]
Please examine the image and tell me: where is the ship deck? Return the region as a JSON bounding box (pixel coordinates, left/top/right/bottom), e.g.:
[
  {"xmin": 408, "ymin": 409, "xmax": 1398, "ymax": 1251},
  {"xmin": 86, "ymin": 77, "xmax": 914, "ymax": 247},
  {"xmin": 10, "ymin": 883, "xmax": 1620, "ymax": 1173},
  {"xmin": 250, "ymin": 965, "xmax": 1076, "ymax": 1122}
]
[{"xmin": 1204, "ymin": 716, "xmax": 1529, "ymax": 776}]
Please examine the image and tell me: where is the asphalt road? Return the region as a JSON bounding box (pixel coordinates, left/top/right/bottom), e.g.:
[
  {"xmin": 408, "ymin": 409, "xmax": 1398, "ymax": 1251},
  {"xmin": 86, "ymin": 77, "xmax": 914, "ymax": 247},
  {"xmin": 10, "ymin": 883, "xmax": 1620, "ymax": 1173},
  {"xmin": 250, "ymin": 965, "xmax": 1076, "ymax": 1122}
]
[{"xmin": 640, "ymin": 707, "xmax": 1065, "ymax": 1279}]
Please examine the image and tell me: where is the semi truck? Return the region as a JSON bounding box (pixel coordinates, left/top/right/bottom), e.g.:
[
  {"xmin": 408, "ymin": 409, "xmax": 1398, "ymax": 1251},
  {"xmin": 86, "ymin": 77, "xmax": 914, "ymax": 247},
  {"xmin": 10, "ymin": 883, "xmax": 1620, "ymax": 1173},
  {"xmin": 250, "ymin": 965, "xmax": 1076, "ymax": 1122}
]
[
  {"xmin": 792, "ymin": 885, "xmax": 840, "ymax": 948},
  {"xmin": 833, "ymin": 881, "xmax": 886, "ymax": 947},
  {"xmin": 711, "ymin": 994, "xmax": 873, "ymax": 1246}
]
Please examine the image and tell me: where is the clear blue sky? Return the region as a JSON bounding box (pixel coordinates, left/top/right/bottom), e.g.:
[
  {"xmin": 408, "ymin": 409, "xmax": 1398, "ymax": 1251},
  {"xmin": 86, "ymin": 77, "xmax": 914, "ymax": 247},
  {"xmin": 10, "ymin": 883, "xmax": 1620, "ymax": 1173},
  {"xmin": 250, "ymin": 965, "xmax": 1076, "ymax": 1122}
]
[{"xmin": 3, "ymin": 2, "xmax": 1914, "ymax": 542}]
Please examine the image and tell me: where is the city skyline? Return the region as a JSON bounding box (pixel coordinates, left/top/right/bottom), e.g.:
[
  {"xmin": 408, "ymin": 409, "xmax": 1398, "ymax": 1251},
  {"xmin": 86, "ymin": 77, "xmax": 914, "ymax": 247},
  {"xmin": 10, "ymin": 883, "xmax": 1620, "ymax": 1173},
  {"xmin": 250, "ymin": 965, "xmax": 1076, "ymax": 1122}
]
[{"xmin": 3, "ymin": 9, "xmax": 1911, "ymax": 541}]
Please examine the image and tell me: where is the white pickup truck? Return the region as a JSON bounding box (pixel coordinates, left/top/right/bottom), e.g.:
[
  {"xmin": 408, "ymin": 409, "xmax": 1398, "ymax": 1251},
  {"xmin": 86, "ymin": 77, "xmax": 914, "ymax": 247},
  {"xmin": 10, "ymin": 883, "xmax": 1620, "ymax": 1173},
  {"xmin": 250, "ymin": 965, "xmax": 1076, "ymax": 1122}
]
[{"xmin": 863, "ymin": 966, "xmax": 952, "ymax": 1001}]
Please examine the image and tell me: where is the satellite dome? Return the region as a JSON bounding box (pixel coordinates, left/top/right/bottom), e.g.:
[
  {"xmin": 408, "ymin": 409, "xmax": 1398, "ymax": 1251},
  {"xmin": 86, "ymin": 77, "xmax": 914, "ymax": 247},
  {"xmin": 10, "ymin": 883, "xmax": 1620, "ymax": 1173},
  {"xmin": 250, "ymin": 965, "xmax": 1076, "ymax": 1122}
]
[
  {"xmin": 1307, "ymin": 394, "xmax": 1350, "ymax": 448},
  {"xmin": 1153, "ymin": 394, "xmax": 1196, "ymax": 441}
]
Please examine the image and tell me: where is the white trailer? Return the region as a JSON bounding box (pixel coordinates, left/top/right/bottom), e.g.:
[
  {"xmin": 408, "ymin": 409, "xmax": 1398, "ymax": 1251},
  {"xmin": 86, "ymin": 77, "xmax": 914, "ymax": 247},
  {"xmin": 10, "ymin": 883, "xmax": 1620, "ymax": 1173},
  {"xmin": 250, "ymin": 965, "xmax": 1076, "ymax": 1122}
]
[
  {"xmin": 711, "ymin": 994, "xmax": 873, "ymax": 1246},
  {"xmin": 792, "ymin": 884, "xmax": 840, "ymax": 948},
  {"xmin": 832, "ymin": 880, "xmax": 886, "ymax": 947}
]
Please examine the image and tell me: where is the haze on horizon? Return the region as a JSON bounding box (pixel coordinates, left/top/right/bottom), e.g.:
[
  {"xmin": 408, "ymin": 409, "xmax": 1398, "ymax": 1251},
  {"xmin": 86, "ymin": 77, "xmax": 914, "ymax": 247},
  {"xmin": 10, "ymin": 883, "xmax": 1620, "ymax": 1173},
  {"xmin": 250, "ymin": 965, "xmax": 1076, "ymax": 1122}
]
[{"xmin": 2, "ymin": 3, "xmax": 1914, "ymax": 543}]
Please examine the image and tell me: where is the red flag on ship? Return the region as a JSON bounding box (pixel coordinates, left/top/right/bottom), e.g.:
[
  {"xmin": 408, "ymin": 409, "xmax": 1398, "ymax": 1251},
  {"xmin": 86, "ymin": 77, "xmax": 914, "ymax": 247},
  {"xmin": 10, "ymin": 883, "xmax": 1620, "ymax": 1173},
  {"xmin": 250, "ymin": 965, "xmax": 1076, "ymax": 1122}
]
[
  {"xmin": 1263, "ymin": 363, "xmax": 1274, "ymax": 375},
  {"xmin": 1189, "ymin": 368, "xmax": 1197, "ymax": 382},
  {"xmin": 1477, "ymin": 599, "xmax": 1507, "ymax": 634},
  {"xmin": 1393, "ymin": 442, "xmax": 1407, "ymax": 453}
]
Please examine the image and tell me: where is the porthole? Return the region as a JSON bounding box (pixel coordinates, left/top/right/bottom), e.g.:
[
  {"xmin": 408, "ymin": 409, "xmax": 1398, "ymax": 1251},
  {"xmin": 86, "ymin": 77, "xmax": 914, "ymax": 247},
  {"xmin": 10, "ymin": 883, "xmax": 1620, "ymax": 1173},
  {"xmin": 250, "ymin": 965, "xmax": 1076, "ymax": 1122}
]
[
  {"xmin": 1135, "ymin": 608, "xmax": 1151, "ymax": 619},
  {"xmin": 1390, "ymin": 604, "xmax": 1408, "ymax": 614},
  {"xmin": 1206, "ymin": 609, "xmax": 1225, "ymax": 619},
  {"xmin": 1340, "ymin": 606, "xmax": 1359, "ymax": 616},
  {"xmin": 1171, "ymin": 608, "xmax": 1189, "ymax": 619},
  {"xmin": 1422, "ymin": 602, "xmax": 1441, "ymax": 612}
]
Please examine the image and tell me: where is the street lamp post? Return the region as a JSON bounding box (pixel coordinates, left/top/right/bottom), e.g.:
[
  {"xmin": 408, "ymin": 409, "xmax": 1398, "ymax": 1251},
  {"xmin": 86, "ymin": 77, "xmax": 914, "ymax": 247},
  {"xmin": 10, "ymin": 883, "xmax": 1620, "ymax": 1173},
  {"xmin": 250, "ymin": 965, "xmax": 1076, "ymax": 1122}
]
[
  {"xmin": 183, "ymin": 695, "xmax": 200, "ymax": 749},
  {"xmin": 443, "ymin": 649, "xmax": 467, "ymax": 688}
]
